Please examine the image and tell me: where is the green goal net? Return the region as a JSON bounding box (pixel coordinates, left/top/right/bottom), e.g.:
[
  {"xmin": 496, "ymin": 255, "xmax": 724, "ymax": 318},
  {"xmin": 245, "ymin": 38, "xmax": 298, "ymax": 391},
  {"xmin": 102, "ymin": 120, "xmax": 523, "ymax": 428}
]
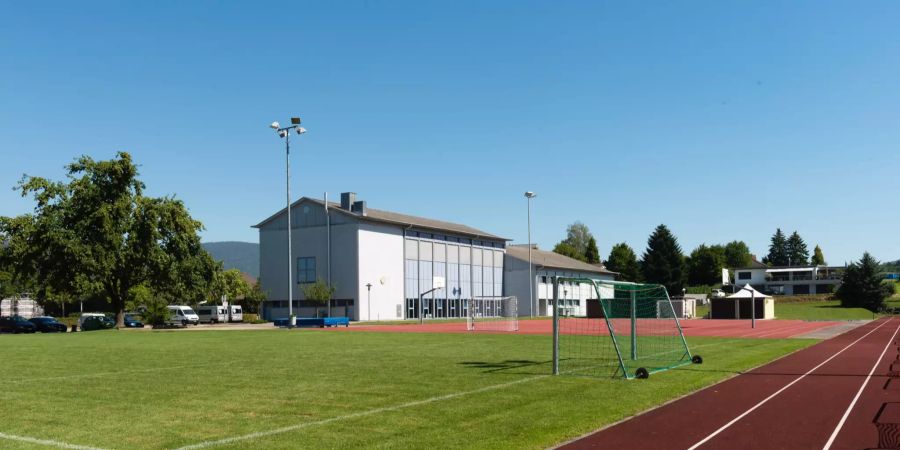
[{"xmin": 551, "ymin": 277, "xmax": 699, "ymax": 379}]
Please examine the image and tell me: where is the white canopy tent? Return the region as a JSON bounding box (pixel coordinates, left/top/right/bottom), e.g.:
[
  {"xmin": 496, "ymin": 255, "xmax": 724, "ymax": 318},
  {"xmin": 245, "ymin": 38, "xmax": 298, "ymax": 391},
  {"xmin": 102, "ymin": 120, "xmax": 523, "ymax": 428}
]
[{"xmin": 726, "ymin": 284, "xmax": 771, "ymax": 299}]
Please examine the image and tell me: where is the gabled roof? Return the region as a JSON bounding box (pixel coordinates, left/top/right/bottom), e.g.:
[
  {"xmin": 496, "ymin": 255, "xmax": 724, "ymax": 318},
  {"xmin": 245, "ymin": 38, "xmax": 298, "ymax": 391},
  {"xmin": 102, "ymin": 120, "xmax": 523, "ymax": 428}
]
[
  {"xmin": 505, "ymin": 245, "xmax": 616, "ymax": 275},
  {"xmin": 253, "ymin": 197, "xmax": 509, "ymax": 241}
]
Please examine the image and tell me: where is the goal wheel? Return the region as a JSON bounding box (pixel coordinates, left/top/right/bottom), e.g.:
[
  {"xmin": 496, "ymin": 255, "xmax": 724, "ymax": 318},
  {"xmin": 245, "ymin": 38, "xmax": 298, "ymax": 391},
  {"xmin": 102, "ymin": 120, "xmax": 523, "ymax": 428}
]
[
  {"xmin": 635, "ymin": 367, "xmax": 649, "ymax": 379},
  {"xmin": 692, "ymin": 355, "xmax": 703, "ymax": 364}
]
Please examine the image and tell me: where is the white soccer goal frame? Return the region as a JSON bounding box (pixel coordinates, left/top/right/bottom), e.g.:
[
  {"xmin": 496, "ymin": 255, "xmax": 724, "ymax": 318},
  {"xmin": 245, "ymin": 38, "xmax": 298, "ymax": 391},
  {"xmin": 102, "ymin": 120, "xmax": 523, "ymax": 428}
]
[{"xmin": 466, "ymin": 296, "xmax": 519, "ymax": 332}]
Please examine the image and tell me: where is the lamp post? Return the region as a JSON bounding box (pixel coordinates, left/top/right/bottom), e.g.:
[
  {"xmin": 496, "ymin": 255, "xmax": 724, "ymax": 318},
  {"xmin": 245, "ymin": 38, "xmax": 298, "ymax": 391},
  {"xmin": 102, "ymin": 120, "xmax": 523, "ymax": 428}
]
[
  {"xmin": 366, "ymin": 283, "xmax": 372, "ymax": 321},
  {"xmin": 525, "ymin": 191, "xmax": 537, "ymax": 317},
  {"xmin": 270, "ymin": 117, "xmax": 307, "ymax": 327},
  {"xmin": 738, "ymin": 285, "xmax": 757, "ymax": 329}
]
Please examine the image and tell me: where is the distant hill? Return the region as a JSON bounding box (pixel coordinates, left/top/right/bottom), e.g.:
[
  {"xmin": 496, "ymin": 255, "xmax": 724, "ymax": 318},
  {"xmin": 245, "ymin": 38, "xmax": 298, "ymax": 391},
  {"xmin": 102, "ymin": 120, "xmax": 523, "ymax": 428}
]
[{"xmin": 202, "ymin": 241, "xmax": 259, "ymax": 277}]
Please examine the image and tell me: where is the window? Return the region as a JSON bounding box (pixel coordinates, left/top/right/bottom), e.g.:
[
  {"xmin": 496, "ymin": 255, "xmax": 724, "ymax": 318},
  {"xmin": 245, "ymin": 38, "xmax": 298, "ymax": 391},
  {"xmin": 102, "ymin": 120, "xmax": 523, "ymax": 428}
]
[
  {"xmin": 737, "ymin": 272, "xmax": 751, "ymax": 280},
  {"xmin": 297, "ymin": 257, "xmax": 316, "ymax": 283}
]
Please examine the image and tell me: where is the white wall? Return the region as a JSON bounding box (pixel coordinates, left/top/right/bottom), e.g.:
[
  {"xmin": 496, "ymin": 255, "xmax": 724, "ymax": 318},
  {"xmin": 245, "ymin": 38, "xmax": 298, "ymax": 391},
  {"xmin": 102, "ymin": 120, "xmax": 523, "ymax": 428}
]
[
  {"xmin": 732, "ymin": 268, "xmax": 767, "ymax": 287},
  {"xmin": 357, "ymin": 222, "xmax": 405, "ymax": 321}
]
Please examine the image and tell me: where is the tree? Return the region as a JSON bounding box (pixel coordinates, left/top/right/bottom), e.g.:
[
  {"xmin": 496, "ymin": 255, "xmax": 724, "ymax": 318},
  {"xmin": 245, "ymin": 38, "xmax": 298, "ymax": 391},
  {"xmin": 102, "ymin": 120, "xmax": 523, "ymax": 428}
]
[
  {"xmin": 552, "ymin": 221, "xmax": 596, "ymax": 262},
  {"xmin": 786, "ymin": 231, "xmax": 809, "ymax": 266},
  {"xmin": 584, "ymin": 236, "xmax": 600, "ymax": 264},
  {"xmin": 241, "ymin": 279, "xmax": 268, "ymax": 314},
  {"xmin": 836, "ymin": 252, "xmax": 892, "ymax": 311},
  {"xmin": 640, "ymin": 224, "xmax": 686, "ymax": 295},
  {"xmin": 605, "ymin": 243, "xmax": 641, "ymax": 282},
  {"xmin": 811, "ymin": 245, "xmax": 826, "ymax": 266},
  {"xmin": 0, "ymin": 152, "xmax": 217, "ymax": 327},
  {"xmin": 765, "ymin": 228, "xmax": 789, "ymax": 266},
  {"xmin": 723, "ymin": 241, "xmax": 752, "ymax": 268},
  {"xmin": 686, "ymin": 244, "xmax": 724, "ymax": 286},
  {"xmin": 302, "ymin": 278, "xmax": 336, "ymax": 318},
  {"xmin": 552, "ymin": 242, "xmax": 584, "ymax": 262},
  {"xmin": 210, "ymin": 268, "xmax": 251, "ymax": 305}
]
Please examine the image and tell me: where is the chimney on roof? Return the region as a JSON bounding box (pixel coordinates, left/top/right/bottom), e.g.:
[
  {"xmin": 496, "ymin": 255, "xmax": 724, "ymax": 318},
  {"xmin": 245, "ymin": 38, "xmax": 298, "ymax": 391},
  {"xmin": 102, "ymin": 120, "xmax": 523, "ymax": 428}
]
[
  {"xmin": 351, "ymin": 200, "xmax": 367, "ymax": 216},
  {"xmin": 340, "ymin": 192, "xmax": 356, "ymax": 210}
]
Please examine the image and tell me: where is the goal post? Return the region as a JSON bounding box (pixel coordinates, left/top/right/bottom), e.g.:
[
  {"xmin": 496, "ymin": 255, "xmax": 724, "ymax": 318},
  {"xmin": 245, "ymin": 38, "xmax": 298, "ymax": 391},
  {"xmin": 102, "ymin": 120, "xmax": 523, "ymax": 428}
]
[
  {"xmin": 551, "ymin": 277, "xmax": 699, "ymax": 379},
  {"xmin": 466, "ymin": 296, "xmax": 519, "ymax": 332}
]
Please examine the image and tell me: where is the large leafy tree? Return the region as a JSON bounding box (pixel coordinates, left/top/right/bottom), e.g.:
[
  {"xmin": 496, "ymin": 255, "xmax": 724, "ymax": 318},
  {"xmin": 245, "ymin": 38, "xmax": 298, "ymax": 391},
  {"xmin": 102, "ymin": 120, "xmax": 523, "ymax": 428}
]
[
  {"xmin": 640, "ymin": 224, "xmax": 685, "ymax": 295},
  {"xmin": 605, "ymin": 243, "xmax": 641, "ymax": 282},
  {"xmin": 786, "ymin": 231, "xmax": 809, "ymax": 266},
  {"xmin": 811, "ymin": 245, "xmax": 826, "ymax": 266},
  {"xmin": 723, "ymin": 240, "xmax": 752, "ymax": 268},
  {"xmin": 686, "ymin": 244, "xmax": 725, "ymax": 286},
  {"xmin": 210, "ymin": 268, "xmax": 251, "ymax": 305},
  {"xmin": 0, "ymin": 152, "xmax": 217, "ymax": 327},
  {"xmin": 552, "ymin": 221, "xmax": 596, "ymax": 262},
  {"xmin": 552, "ymin": 241, "xmax": 584, "ymax": 262},
  {"xmin": 765, "ymin": 228, "xmax": 789, "ymax": 266},
  {"xmin": 836, "ymin": 252, "xmax": 892, "ymax": 311}
]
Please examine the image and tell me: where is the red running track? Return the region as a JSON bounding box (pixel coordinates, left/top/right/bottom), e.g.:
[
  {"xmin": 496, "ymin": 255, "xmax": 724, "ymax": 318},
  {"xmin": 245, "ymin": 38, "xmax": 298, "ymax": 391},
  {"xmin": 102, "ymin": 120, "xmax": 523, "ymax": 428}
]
[
  {"xmin": 558, "ymin": 317, "xmax": 900, "ymax": 450},
  {"xmin": 338, "ymin": 318, "xmax": 844, "ymax": 339}
]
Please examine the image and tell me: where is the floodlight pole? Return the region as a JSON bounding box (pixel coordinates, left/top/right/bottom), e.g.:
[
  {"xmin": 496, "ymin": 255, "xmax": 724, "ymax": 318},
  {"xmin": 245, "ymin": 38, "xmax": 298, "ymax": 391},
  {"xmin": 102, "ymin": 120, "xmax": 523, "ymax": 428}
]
[
  {"xmin": 739, "ymin": 285, "xmax": 756, "ymax": 329},
  {"xmin": 552, "ymin": 276, "xmax": 559, "ymax": 375},
  {"xmin": 271, "ymin": 117, "xmax": 306, "ymax": 327},
  {"xmin": 525, "ymin": 192, "xmax": 537, "ymax": 317}
]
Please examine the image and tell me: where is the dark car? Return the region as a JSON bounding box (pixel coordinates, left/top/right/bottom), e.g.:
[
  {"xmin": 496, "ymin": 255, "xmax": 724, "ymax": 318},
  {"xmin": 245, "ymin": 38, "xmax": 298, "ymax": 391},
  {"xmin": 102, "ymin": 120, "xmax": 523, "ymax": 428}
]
[
  {"xmin": 81, "ymin": 315, "xmax": 115, "ymax": 331},
  {"xmin": 124, "ymin": 314, "xmax": 144, "ymax": 328},
  {"xmin": 28, "ymin": 316, "xmax": 68, "ymax": 333},
  {"xmin": 0, "ymin": 316, "xmax": 38, "ymax": 334}
]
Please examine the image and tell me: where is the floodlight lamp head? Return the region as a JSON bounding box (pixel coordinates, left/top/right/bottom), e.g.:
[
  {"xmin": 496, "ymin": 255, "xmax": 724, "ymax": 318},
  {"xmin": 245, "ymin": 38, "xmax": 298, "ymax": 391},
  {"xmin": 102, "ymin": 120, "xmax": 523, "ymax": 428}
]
[
  {"xmin": 525, "ymin": 191, "xmax": 536, "ymax": 198},
  {"xmin": 278, "ymin": 130, "xmax": 288, "ymax": 138},
  {"xmin": 291, "ymin": 117, "xmax": 302, "ymax": 125},
  {"xmin": 296, "ymin": 127, "xmax": 307, "ymax": 135},
  {"xmin": 270, "ymin": 121, "xmax": 280, "ymax": 130}
]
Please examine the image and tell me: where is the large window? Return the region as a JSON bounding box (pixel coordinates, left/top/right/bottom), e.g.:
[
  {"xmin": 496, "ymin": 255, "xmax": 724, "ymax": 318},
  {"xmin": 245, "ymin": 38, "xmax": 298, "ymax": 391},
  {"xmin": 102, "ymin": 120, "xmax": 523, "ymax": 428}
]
[
  {"xmin": 737, "ymin": 272, "xmax": 751, "ymax": 280},
  {"xmin": 297, "ymin": 257, "xmax": 316, "ymax": 283}
]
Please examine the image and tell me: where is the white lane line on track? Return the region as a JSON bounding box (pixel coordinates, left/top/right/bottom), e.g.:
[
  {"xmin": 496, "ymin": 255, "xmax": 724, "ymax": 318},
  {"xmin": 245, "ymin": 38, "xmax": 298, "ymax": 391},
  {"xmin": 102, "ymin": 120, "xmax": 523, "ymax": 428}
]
[
  {"xmin": 822, "ymin": 321, "xmax": 900, "ymax": 449},
  {"xmin": 174, "ymin": 375, "xmax": 547, "ymax": 449},
  {"xmin": 686, "ymin": 318, "xmax": 892, "ymax": 450},
  {"xmin": 0, "ymin": 432, "xmax": 107, "ymax": 450}
]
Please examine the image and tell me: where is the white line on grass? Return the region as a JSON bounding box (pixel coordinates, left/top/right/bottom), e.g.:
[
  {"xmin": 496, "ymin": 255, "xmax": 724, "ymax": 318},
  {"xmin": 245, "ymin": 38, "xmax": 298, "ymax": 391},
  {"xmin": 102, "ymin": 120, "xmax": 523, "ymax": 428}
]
[
  {"xmin": 0, "ymin": 432, "xmax": 108, "ymax": 450},
  {"xmin": 686, "ymin": 318, "xmax": 892, "ymax": 450},
  {"xmin": 174, "ymin": 375, "xmax": 547, "ymax": 450},
  {"xmin": 822, "ymin": 321, "xmax": 900, "ymax": 450}
]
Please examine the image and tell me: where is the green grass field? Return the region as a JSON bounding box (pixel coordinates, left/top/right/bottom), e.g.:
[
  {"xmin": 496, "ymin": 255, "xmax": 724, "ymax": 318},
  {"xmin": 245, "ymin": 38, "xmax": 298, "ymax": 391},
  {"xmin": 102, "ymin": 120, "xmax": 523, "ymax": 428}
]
[
  {"xmin": 775, "ymin": 300, "xmax": 876, "ymax": 320},
  {"xmin": 0, "ymin": 329, "xmax": 814, "ymax": 449}
]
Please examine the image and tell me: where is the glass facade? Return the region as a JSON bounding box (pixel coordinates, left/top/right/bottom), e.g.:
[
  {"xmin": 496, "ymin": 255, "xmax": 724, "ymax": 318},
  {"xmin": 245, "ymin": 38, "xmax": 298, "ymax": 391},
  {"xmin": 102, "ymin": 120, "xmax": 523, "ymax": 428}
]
[{"xmin": 404, "ymin": 231, "xmax": 504, "ymax": 319}]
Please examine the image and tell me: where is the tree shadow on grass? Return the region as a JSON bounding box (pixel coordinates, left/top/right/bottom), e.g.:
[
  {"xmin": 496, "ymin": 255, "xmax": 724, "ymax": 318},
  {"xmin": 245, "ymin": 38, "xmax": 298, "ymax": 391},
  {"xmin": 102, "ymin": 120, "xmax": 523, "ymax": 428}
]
[{"xmin": 459, "ymin": 359, "xmax": 551, "ymax": 375}]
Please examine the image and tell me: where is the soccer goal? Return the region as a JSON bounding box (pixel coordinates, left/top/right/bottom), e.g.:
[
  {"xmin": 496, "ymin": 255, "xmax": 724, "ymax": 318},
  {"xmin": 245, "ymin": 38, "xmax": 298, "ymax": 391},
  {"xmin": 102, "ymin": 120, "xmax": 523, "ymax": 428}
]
[
  {"xmin": 466, "ymin": 296, "xmax": 519, "ymax": 332},
  {"xmin": 551, "ymin": 277, "xmax": 701, "ymax": 379}
]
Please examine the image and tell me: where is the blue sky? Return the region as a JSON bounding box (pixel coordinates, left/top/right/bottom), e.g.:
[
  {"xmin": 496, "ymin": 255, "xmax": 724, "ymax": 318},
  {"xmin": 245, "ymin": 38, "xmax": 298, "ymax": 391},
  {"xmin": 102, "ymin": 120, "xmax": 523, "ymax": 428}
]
[{"xmin": 2, "ymin": 1, "xmax": 898, "ymax": 265}]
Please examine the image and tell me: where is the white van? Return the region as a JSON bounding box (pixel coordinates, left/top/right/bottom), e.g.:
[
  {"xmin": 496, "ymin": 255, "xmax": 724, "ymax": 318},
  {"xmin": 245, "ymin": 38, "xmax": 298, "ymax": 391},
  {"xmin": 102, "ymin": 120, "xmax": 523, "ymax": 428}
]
[
  {"xmin": 166, "ymin": 305, "xmax": 200, "ymax": 327},
  {"xmin": 196, "ymin": 305, "xmax": 227, "ymax": 324},
  {"xmin": 228, "ymin": 305, "xmax": 243, "ymax": 323}
]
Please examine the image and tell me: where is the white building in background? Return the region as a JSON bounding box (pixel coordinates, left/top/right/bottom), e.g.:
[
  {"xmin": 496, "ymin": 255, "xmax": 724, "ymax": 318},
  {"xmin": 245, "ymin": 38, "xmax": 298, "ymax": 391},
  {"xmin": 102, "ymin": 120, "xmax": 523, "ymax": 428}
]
[
  {"xmin": 725, "ymin": 260, "xmax": 844, "ymax": 296},
  {"xmin": 504, "ymin": 245, "xmax": 616, "ymax": 317},
  {"xmin": 253, "ymin": 192, "xmax": 509, "ymax": 321}
]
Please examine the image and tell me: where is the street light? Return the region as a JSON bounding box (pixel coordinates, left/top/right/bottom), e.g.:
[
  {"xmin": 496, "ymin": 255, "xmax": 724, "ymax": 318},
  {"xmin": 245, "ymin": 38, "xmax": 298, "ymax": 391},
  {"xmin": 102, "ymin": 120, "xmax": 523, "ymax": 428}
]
[
  {"xmin": 366, "ymin": 283, "xmax": 372, "ymax": 322},
  {"xmin": 525, "ymin": 191, "xmax": 537, "ymax": 317},
  {"xmin": 271, "ymin": 117, "xmax": 307, "ymax": 327}
]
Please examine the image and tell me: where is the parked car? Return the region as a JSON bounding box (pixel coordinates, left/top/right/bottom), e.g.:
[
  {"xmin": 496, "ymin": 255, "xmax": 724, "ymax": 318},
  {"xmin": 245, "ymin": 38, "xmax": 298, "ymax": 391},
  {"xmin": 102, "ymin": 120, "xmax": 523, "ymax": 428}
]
[
  {"xmin": 78, "ymin": 313, "xmax": 107, "ymax": 329},
  {"xmin": 166, "ymin": 305, "xmax": 199, "ymax": 327},
  {"xmin": 81, "ymin": 315, "xmax": 115, "ymax": 331},
  {"xmin": 228, "ymin": 305, "xmax": 243, "ymax": 323},
  {"xmin": 123, "ymin": 314, "xmax": 145, "ymax": 328},
  {"xmin": 0, "ymin": 316, "xmax": 38, "ymax": 334},
  {"xmin": 711, "ymin": 289, "xmax": 726, "ymax": 299},
  {"xmin": 197, "ymin": 305, "xmax": 227, "ymax": 324},
  {"xmin": 28, "ymin": 316, "xmax": 68, "ymax": 333}
]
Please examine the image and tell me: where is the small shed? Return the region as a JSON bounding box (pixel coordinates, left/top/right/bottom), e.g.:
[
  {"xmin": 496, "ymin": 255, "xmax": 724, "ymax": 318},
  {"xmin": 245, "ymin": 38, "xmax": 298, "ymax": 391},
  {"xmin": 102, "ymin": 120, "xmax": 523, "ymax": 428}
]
[{"xmin": 710, "ymin": 284, "xmax": 774, "ymax": 320}]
